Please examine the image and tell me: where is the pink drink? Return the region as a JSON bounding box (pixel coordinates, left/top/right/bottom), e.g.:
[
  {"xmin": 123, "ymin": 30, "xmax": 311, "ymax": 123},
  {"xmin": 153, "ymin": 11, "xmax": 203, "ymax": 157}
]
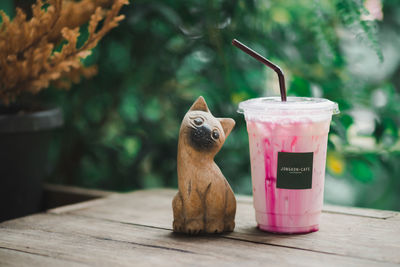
[{"xmin": 239, "ymin": 97, "xmax": 339, "ymax": 234}]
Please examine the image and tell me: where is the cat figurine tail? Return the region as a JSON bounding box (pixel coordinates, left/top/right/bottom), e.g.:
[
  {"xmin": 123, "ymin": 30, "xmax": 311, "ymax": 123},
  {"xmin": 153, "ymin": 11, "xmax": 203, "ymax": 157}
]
[{"xmin": 172, "ymin": 96, "xmax": 236, "ymax": 234}]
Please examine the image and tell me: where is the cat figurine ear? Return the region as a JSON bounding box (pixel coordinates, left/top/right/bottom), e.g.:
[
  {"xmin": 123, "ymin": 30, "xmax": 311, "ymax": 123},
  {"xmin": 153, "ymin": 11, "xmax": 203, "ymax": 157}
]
[
  {"xmin": 189, "ymin": 96, "xmax": 210, "ymax": 112},
  {"xmin": 219, "ymin": 118, "xmax": 235, "ymax": 138}
]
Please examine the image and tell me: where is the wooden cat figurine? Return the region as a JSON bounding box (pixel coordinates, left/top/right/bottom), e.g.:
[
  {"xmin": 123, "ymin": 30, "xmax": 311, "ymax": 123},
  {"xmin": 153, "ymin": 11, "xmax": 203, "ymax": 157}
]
[{"xmin": 172, "ymin": 96, "xmax": 236, "ymax": 234}]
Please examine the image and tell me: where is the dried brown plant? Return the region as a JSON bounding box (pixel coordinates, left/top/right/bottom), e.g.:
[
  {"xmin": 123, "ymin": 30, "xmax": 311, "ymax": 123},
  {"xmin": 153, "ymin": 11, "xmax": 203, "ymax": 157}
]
[{"xmin": 0, "ymin": 0, "xmax": 129, "ymax": 105}]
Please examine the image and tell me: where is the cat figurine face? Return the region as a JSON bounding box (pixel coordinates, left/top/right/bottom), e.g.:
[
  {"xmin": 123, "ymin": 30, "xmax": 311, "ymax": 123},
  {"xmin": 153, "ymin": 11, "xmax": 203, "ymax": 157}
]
[{"xmin": 180, "ymin": 96, "xmax": 235, "ymax": 156}]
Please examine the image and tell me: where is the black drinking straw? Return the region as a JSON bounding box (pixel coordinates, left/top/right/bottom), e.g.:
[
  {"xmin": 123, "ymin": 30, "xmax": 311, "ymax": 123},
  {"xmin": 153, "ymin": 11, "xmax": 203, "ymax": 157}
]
[{"xmin": 232, "ymin": 39, "xmax": 287, "ymax": 102}]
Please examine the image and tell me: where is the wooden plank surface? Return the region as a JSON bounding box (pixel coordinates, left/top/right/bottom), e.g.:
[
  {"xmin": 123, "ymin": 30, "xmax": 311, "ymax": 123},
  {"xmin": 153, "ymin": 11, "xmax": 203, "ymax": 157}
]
[
  {"xmin": 1, "ymin": 189, "xmax": 399, "ymax": 266},
  {"xmin": 0, "ymin": 249, "xmax": 87, "ymax": 267}
]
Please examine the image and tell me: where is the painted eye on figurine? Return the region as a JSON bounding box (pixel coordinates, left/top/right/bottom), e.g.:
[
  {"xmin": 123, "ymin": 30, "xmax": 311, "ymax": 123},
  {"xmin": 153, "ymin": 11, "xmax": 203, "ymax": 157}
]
[
  {"xmin": 193, "ymin": 118, "xmax": 203, "ymax": 126},
  {"xmin": 211, "ymin": 129, "xmax": 219, "ymax": 140}
]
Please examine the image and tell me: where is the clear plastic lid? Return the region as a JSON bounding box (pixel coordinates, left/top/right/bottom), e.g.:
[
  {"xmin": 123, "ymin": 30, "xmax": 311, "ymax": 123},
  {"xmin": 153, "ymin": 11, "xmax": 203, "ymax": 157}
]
[{"xmin": 238, "ymin": 97, "xmax": 339, "ymax": 115}]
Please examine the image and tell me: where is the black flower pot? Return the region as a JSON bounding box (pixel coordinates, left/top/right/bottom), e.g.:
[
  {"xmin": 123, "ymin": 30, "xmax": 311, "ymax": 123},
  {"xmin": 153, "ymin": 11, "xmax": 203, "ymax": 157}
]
[{"xmin": 0, "ymin": 107, "xmax": 63, "ymax": 222}]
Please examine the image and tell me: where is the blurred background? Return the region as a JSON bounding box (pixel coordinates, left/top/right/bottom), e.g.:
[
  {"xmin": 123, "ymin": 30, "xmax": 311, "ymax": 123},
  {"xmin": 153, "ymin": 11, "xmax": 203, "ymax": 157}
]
[{"xmin": 2, "ymin": 0, "xmax": 400, "ymax": 211}]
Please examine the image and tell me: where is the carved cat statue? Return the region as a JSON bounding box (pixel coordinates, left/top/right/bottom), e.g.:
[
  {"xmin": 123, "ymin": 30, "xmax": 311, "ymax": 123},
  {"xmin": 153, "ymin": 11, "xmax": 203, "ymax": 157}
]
[{"xmin": 172, "ymin": 96, "xmax": 236, "ymax": 234}]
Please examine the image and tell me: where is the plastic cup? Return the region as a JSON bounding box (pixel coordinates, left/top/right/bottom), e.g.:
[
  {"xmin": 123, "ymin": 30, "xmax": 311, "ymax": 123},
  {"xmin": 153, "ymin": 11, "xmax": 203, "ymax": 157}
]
[{"xmin": 238, "ymin": 97, "xmax": 339, "ymax": 234}]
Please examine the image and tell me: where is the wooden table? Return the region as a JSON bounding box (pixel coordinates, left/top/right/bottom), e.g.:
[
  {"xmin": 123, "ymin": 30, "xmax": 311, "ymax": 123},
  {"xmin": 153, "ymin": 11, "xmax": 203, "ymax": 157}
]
[{"xmin": 1, "ymin": 189, "xmax": 399, "ymax": 266}]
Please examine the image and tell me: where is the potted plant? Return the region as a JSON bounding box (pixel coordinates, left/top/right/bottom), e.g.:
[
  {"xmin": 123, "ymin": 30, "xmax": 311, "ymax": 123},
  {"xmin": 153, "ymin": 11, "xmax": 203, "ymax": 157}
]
[{"xmin": 0, "ymin": 0, "xmax": 128, "ymax": 221}]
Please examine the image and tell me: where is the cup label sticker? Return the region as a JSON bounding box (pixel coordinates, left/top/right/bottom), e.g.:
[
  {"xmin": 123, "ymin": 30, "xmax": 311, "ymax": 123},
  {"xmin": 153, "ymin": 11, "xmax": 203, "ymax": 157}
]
[{"xmin": 277, "ymin": 152, "xmax": 313, "ymax": 189}]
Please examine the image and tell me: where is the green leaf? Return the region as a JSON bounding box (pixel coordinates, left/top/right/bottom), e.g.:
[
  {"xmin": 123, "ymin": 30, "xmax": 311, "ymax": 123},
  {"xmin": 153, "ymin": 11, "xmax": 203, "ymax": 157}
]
[
  {"xmin": 350, "ymin": 159, "xmax": 374, "ymax": 183},
  {"xmin": 123, "ymin": 137, "xmax": 141, "ymax": 158},
  {"xmin": 340, "ymin": 113, "xmax": 353, "ymax": 129},
  {"xmin": 119, "ymin": 95, "xmax": 139, "ymax": 123},
  {"xmin": 335, "ymin": 0, "xmax": 383, "ymax": 62},
  {"xmin": 289, "ymin": 76, "xmax": 311, "ymax": 97},
  {"xmin": 143, "ymin": 98, "xmax": 161, "ymax": 121}
]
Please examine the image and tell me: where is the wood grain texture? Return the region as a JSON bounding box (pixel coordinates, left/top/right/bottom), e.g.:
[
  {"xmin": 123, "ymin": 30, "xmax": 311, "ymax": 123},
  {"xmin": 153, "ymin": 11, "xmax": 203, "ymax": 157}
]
[
  {"xmin": 0, "ymin": 213, "xmax": 394, "ymax": 267},
  {"xmin": 0, "ymin": 248, "xmax": 88, "ymax": 267},
  {"xmin": 1, "ymin": 189, "xmax": 399, "ymax": 266}
]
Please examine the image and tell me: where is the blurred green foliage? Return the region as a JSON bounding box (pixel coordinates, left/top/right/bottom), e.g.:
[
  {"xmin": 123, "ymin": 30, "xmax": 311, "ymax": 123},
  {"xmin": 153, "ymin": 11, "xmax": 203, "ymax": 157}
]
[{"xmin": 2, "ymin": 0, "xmax": 400, "ymax": 210}]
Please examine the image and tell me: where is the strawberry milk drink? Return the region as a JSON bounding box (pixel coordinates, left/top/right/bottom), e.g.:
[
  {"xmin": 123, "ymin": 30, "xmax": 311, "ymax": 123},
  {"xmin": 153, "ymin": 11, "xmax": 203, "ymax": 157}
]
[{"xmin": 239, "ymin": 97, "xmax": 339, "ymax": 234}]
